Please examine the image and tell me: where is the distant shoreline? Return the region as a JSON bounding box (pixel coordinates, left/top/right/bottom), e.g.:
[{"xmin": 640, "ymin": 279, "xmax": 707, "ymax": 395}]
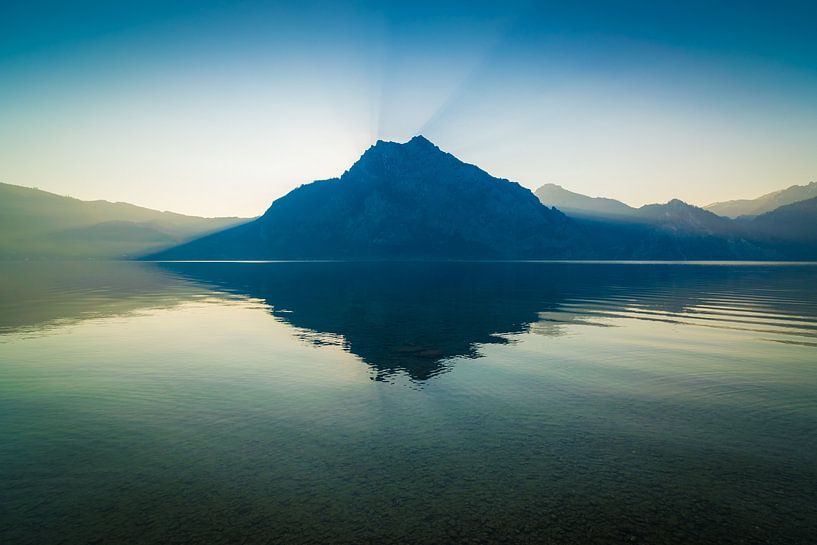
[{"xmin": 5, "ymin": 258, "xmax": 817, "ymax": 266}]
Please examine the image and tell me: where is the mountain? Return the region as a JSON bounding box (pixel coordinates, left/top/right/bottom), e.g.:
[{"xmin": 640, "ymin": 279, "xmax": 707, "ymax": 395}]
[
  {"xmin": 532, "ymin": 184, "xmax": 774, "ymax": 259},
  {"xmin": 635, "ymin": 199, "xmax": 737, "ymax": 234},
  {"xmin": 0, "ymin": 182, "xmax": 249, "ymax": 259},
  {"xmin": 568, "ymin": 200, "xmax": 766, "ymax": 260},
  {"xmin": 147, "ymin": 136, "xmax": 586, "ymax": 260},
  {"xmin": 4, "ymin": 141, "xmax": 812, "ymax": 262},
  {"xmin": 738, "ymin": 197, "xmax": 817, "ymax": 258},
  {"xmin": 534, "ymin": 184, "xmax": 735, "ymax": 232},
  {"xmin": 534, "ymin": 183, "xmax": 636, "ymax": 218},
  {"xmin": 704, "ymin": 181, "xmax": 817, "ymax": 218},
  {"xmin": 534, "ymin": 183, "xmax": 745, "ymax": 236},
  {"xmin": 148, "ymin": 137, "xmax": 815, "ymax": 261},
  {"xmin": 533, "ymin": 181, "xmax": 817, "ymax": 258}
]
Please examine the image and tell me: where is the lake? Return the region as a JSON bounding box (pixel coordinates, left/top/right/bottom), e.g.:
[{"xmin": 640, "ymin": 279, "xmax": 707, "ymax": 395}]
[{"xmin": 1, "ymin": 261, "xmax": 816, "ymax": 544}]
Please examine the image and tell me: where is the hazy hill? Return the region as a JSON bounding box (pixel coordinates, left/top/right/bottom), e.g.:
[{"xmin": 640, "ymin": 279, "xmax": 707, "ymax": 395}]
[
  {"xmin": 705, "ymin": 181, "xmax": 817, "ymax": 218},
  {"xmin": 532, "ymin": 185, "xmax": 778, "ymax": 259},
  {"xmin": 533, "ymin": 180, "xmax": 817, "ymax": 257},
  {"xmin": 534, "ymin": 183, "xmax": 743, "ymax": 235},
  {"xmin": 0, "ymin": 182, "xmax": 248, "ymax": 259},
  {"xmin": 745, "ymin": 196, "xmax": 817, "ymax": 242},
  {"xmin": 536, "ymin": 183, "xmax": 817, "ymax": 259},
  {"xmin": 534, "ymin": 183, "xmax": 635, "ymax": 218},
  {"xmin": 147, "ymin": 136, "xmax": 586, "ymax": 260},
  {"xmin": 635, "ymin": 199, "xmax": 738, "ymax": 234},
  {"xmin": 720, "ymin": 197, "xmax": 817, "ymax": 260}
]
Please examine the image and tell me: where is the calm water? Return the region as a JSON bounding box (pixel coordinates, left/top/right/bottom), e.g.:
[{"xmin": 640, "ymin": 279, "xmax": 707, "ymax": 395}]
[{"xmin": 1, "ymin": 261, "xmax": 816, "ymax": 544}]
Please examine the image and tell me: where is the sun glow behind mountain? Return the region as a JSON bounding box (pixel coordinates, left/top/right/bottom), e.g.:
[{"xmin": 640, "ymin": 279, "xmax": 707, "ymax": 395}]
[{"xmin": 2, "ymin": 0, "xmax": 816, "ymax": 216}]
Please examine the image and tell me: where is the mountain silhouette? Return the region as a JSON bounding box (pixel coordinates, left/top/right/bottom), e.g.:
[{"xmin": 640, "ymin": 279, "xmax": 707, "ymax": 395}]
[
  {"xmin": 146, "ymin": 136, "xmax": 585, "ymax": 260},
  {"xmin": 533, "ymin": 184, "xmax": 817, "ymax": 259},
  {"xmin": 737, "ymin": 196, "xmax": 817, "ymax": 259},
  {"xmin": 748, "ymin": 196, "xmax": 817, "ymax": 240},
  {"xmin": 635, "ymin": 199, "xmax": 738, "ymax": 233},
  {"xmin": 534, "ymin": 183, "xmax": 636, "ymax": 218},
  {"xmin": 535, "ymin": 184, "xmax": 737, "ymax": 233},
  {"xmin": 142, "ymin": 138, "xmax": 817, "ymax": 261},
  {"xmin": 533, "ymin": 186, "xmax": 766, "ymax": 259},
  {"xmin": 0, "ymin": 182, "xmax": 249, "ymax": 259},
  {"xmin": 705, "ymin": 181, "xmax": 817, "ymax": 218}
]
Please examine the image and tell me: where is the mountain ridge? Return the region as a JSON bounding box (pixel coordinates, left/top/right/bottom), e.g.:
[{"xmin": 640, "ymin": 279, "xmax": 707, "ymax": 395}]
[
  {"xmin": 146, "ymin": 137, "xmax": 817, "ymax": 261},
  {"xmin": 5, "ymin": 138, "xmax": 816, "ymax": 262},
  {"xmin": 534, "ymin": 183, "xmax": 636, "ymax": 218},
  {"xmin": 704, "ymin": 181, "xmax": 817, "ymax": 218},
  {"xmin": 0, "ymin": 182, "xmax": 249, "ymax": 259},
  {"xmin": 534, "ymin": 184, "xmax": 743, "ymax": 236}
]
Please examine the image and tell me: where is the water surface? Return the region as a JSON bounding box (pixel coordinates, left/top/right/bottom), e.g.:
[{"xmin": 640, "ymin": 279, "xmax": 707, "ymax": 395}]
[{"xmin": 1, "ymin": 261, "xmax": 816, "ymax": 544}]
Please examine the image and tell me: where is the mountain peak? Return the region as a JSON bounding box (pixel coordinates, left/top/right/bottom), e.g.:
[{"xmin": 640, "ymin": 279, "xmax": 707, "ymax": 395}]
[
  {"xmin": 535, "ymin": 183, "xmax": 635, "ymax": 217},
  {"xmin": 538, "ymin": 183, "xmax": 566, "ymax": 191},
  {"xmin": 369, "ymin": 135, "xmax": 439, "ymax": 152},
  {"xmin": 705, "ymin": 180, "xmax": 817, "ymax": 218},
  {"xmin": 352, "ymin": 135, "xmax": 456, "ymax": 178},
  {"xmin": 407, "ymin": 134, "xmax": 436, "ymax": 147}
]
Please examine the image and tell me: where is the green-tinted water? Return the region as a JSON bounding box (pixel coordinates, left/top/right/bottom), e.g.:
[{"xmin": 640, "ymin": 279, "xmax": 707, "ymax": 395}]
[{"xmin": 1, "ymin": 261, "xmax": 816, "ymax": 544}]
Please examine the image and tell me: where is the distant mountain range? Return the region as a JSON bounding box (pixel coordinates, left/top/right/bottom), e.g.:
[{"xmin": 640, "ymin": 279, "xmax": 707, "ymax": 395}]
[
  {"xmin": 0, "ymin": 183, "xmax": 248, "ymax": 259},
  {"xmin": 535, "ymin": 183, "xmax": 739, "ymax": 233},
  {"xmin": 534, "ymin": 182, "xmax": 817, "ymax": 259},
  {"xmin": 704, "ymin": 181, "xmax": 817, "ymax": 218},
  {"xmin": 2, "ymin": 138, "xmax": 815, "ymax": 261},
  {"xmin": 535, "ymin": 184, "xmax": 743, "ymax": 235},
  {"xmin": 738, "ymin": 196, "xmax": 817, "ymax": 259},
  {"xmin": 536, "ymin": 181, "xmax": 817, "ymax": 227}
]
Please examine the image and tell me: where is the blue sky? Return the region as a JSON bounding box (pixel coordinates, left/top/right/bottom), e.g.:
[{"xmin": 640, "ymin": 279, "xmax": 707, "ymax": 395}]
[{"xmin": 1, "ymin": 0, "xmax": 816, "ymax": 216}]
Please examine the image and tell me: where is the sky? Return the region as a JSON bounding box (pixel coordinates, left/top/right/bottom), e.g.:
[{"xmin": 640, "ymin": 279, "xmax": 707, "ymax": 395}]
[{"xmin": 1, "ymin": 0, "xmax": 816, "ymax": 217}]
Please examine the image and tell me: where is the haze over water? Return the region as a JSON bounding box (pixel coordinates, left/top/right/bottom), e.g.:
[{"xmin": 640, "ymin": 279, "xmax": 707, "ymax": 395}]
[{"xmin": 1, "ymin": 261, "xmax": 816, "ymax": 544}]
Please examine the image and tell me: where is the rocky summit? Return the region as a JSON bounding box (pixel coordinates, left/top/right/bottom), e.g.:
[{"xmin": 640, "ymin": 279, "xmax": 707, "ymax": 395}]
[{"xmin": 146, "ymin": 136, "xmax": 585, "ymax": 260}]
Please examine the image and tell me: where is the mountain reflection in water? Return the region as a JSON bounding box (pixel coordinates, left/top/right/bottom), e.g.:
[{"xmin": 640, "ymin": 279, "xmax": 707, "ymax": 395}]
[
  {"xmin": 157, "ymin": 261, "xmax": 817, "ymax": 381},
  {"xmin": 2, "ymin": 261, "xmax": 817, "ymax": 545}
]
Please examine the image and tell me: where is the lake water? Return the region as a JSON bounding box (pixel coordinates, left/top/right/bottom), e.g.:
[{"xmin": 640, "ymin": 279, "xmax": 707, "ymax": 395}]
[{"xmin": 1, "ymin": 261, "xmax": 816, "ymax": 544}]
